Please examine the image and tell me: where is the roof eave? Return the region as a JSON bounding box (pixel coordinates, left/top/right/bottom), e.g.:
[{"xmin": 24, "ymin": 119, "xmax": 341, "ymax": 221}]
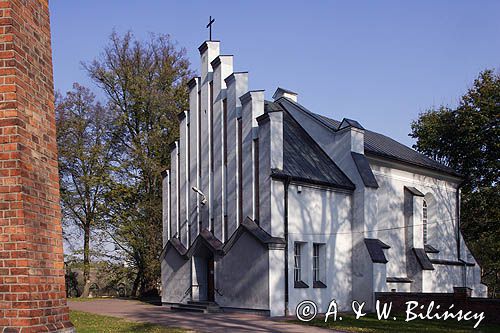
[
  {"xmin": 270, "ymin": 171, "xmax": 355, "ymax": 191},
  {"xmin": 365, "ymin": 150, "xmax": 463, "ymax": 180}
]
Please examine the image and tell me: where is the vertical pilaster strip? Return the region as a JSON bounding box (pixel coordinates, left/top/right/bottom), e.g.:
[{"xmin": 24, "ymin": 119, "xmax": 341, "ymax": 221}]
[
  {"xmin": 211, "ymin": 55, "xmax": 233, "ymax": 241},
  {"xmin": 257, "ymin": 111, "xmax": 284, "ymax": 236},
  {"xmin": 240, "ymin": 91, "xmax": 265, "ymax": 221},
  {"xmin": 169, "ymin": 142, "xmax": 178, "ymax": 238},
  {"xmin": 225, "ymin": 72, "xmax": 248, "ymax": 234},
  {"xmin": 188, "ymin": 78, "xmax": 200, "ymax": 243},
  {"xmin": 162, "ymin": 170, "xmax": 170, "ymax": 245},
  {"xmin": 178, "ymin": 113, "xmax": 187, "ymax": 245},
  {"xmin": 198, "ymin": 41, "xmax": 220, "ymax": 232}
]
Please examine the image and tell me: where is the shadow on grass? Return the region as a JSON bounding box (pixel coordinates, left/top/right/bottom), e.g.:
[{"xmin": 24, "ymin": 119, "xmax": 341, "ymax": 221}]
[
  {"xmin": 70, "ymin": 310, "xmax": 185, "ymax": 333},
  {"xmin": 67, "ymin": 295, "xmax": 162, "ymax": 306}
]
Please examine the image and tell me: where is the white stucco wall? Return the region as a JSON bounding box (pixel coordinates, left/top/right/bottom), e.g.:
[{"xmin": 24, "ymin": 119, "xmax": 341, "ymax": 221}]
[
  {"xmin": 368, "ymin": 159, "xmax": 486, "ymax": 296},
  {"xmin": 367, "ymin": 162, "xmax": 460, "ymax": 275},
  {"xmin": 287, "ymin": 183, "xmax": 353, "ymax": 313}
]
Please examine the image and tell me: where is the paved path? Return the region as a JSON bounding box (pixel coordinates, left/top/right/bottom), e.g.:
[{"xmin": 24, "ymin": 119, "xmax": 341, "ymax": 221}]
[{"xmin": 68, "ymin": 299, "xmax": 337, "ymax": 333}]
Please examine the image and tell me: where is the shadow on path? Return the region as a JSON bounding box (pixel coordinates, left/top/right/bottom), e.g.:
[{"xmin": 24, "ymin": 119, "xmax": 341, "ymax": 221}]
[{"xmin": 68, "ymin": 299, "xmax": 337, "ymax": 333}]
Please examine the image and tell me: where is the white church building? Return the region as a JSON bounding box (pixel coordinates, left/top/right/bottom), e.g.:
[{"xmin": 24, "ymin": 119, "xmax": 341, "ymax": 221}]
[{"xmin": 160, "ymin": 39, "xmax": 487, "ymax": 316}]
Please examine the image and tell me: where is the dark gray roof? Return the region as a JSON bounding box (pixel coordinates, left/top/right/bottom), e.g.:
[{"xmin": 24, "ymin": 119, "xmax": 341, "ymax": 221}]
[
  {"xmin": 273, "ymin": 87, "xmax": 298, "ymax": 99},
  {"xmin": 339, "ymin": 118, "xmax": 364, "ymax": 130},
  {"xmin": 424, "ymin": 244, "xmax": 440, "ymax": 253},
  {"xmin": 223, "ymin": 217, "xmax": 285, "ymax": 252},
  {"xmin": 269, "ymin": 102, "xmax": 355, "ymax": 190},
  {"xmin": 405, "ymin": 186, "xmax": 425, "ymax": 197},
  {"xmin": 430, "ymin": 258, "xmax": 475, "ymax": 267},
  {"xmin": 352, "ymin": 152, "xmax": 379, "ymax": 188},
  {"xmin": 413, "ymin": 248, "xmax": 435, "ymax": 270},
  {"xmin": 160, "ymin": 238, "xmax": 188, "ymax": 260},
  {"xmin": 186, "ymin": 229, "xmax": 224, "ymax": 257},
  {"xmin": 387, "ymin": 277, "xmax": 412, "ymax": 283},
  {"xmin": 277, "ymin": 98, "xmax": 461, "ymax": 177},
  {"xmin": 364, "ymin": 238, "xmax": 390, "ymax": 264}
]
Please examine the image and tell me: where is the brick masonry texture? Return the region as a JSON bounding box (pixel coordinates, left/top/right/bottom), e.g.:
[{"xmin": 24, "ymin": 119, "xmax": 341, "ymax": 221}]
[{"xmin": 0, "ymin": 0, "xmax": 73, "ymax": 332}]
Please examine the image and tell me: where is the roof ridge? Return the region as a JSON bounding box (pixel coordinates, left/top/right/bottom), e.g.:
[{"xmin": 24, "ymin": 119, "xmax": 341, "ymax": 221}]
[{"xmin": 280, "ymin": 100, "xmax": 460, "ymax": 178}]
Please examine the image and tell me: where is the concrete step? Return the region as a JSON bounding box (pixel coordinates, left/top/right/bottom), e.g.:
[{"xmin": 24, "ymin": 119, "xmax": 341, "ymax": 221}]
[
  {"xmin": 170, "ymin": 305, "xmax": 206, "ymax": 313},
  {"xmin": 187, "ymin": 300, "xmax": 212, "ymax": 306},
  {"xmin": 177, "ymin": 303, "xmax": 208, "ymax": 309},
  {"xmin": 171, "ymin": 301, "xmax": 222, "ymax": 313}
]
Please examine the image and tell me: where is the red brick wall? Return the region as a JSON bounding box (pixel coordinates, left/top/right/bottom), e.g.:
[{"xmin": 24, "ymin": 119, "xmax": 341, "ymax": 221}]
[{"xmin": 0, "ymin": 0, "xmax": 73, "ymax": 332}]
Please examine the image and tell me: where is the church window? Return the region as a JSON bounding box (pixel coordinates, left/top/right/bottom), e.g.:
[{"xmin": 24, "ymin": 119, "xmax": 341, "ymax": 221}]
[
  {"xmin": 423, "ymin": 200, "xmax": 428, "ymax": 244},
  {"xmin": 313, "ymin": 243, "xmax": 326, "ymax": 288},
  {"xmin": 294, "ymin": 242, "xmax": 308, "ymax": 288},
  {"xmin": 294, "ymin": 242, "xmax": 302, "ymax": 283}
]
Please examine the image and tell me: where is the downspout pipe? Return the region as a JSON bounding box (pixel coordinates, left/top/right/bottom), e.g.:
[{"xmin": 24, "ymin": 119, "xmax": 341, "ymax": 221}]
[
  {"xmin": 283, "ymin": 176, "xmax": 291, "ymax": 316},
  {"xmin": 456, "ymin": 179, "xmax": 466, "ymax": 286}
]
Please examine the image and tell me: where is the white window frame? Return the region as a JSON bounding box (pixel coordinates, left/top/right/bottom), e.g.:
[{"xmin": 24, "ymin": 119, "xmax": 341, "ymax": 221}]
[
  {"xmin": 423, "ymin": 200, "xmax": 428, "ymax": 244},
  {"xmin": 294, "ymin": 242, "xmax": 302, "ymax": 283},
  {"xmin": 312, "ymin": 243, "xmax": 326, "ymax": 287}
]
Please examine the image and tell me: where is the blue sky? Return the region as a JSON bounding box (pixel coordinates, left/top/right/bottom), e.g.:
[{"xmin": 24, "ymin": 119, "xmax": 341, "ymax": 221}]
[{"xmin": 49, "ymin": 1, "xmax": 500, "ymax": 146}]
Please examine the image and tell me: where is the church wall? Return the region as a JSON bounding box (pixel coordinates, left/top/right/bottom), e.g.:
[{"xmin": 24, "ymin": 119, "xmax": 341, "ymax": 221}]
[
  {"xmin": 212, "ymin": 56, "xmax": 233, "ymax": 241},
  {"xmin": 386, "ymin": 282, "xmax": 411, "ymax": 292},
  {"xmin": 268, "ymin": 244, "xmax": 286, "ymax": 316},
  {"xmin": 164, "ymin": 40, "xmax": 280, "ymax": 312},
  {"xmin": 258, "ymin": 113, "xmax": 285, "ymax": 236},
  {"xmin": 241, "ymin": 91, "xmax": 265, "ymax": 222},
  {"xmin": 364, "ymin": 173, "xmax": 407, "ymax": 279},
  {"xmin": 188, "ymin": 79, "xmax": 200, "ymax": 241},
  {"xmin": 369, "ymin": 161, "xmax": 486, "ymax": 296},
  {"xmin": 164, "ymin": 40, "xmax": 269, "ymax": 252},
  {"xmin": 225, "ymin": 73, "xmax": 248, "ymax": 234},
  {"xmin": 281, "ymin": 102, "xmax": 375, "ymax": 308},
  {"xmin": 215, "ymin": 232, "xmax": 270, "ymax": 311},
  {"xmin": 179, "ymin": 113, "xmax": 188, "ymax": 245},
  {"xmin": 287, "ymin": 183, "xmax": 353, "ymax": 313},
  {"xmin": 162, "ymin": 171, "xmax": 170, "ymax": 245},
  {"xmin": 199, "ymin": 42, "xmax": 220, "ymax": 231},
  {"xmin": 422, "ymin": 264, "xmax": 486, "ymax": 296},
  {"xmin": 170, "ymin": 143, "xmax": 179, "ymax": 238},
  {"xmin": 423, "ymin": 264, "xmax": 463, "ymax": 293},
  {"xmin": 369, "ymin": 163, "xmax": 459, "ymax": 260},
  {"xmin": 373, "ymin": 262, "xmax": 388, "ymax": 292},
  {"xmin": 161, "ymin": 250, "xmax": 191, "ymax": 304}
]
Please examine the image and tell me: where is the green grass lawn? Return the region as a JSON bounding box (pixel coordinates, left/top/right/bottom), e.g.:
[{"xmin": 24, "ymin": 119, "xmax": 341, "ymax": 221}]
[
  {"xmin": 67, "ymin": 297, "xmax": 112, "ymax": 302},
  {"xmin": 70, "ymin": 310, "xmax": 186, "ymax": 333},
  {"xmin": 293, "ymin": 313, "xmax": 500, "ymax": 333}
]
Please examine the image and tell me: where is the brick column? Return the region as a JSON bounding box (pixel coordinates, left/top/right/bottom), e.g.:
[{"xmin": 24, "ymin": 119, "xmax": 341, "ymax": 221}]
[{"xmin": 0, "ymin": 0, "xmax": 74, "ymax": 332}]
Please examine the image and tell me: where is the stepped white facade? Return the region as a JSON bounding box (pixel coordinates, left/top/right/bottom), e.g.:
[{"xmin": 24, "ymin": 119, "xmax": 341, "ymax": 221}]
[{"xmin": 161, "ymin": 40, "xmax": 487, "ymax": 316}]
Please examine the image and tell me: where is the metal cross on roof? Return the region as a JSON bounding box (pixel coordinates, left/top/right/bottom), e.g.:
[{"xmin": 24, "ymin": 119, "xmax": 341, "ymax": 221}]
[{"xmin": 207, "ymin": 16, "xmax": 215, "ymax": 41}]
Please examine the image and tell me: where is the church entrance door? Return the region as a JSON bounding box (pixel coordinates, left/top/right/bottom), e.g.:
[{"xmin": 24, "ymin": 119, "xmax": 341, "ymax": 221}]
[{"xmin": 207, "ymin": 257, "xmax": 215, "ymax": 302}]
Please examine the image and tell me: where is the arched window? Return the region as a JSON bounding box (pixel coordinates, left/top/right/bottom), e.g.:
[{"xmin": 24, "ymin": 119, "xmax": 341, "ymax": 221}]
[{"xmin": 423, "ymin": 200, "xmax": 428, "ymax": 244}]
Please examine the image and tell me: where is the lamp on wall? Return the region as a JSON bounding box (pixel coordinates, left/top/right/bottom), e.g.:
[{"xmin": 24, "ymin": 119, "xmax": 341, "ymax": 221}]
[{"xmin": 192, "ymin": 186, "xmax": 207, "ymax": 205}]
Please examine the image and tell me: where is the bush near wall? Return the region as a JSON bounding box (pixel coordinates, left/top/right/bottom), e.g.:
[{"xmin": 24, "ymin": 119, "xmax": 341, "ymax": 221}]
[{"xmin": 65, "ymin": 260, "xmax": 135, "ymax": 298}]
